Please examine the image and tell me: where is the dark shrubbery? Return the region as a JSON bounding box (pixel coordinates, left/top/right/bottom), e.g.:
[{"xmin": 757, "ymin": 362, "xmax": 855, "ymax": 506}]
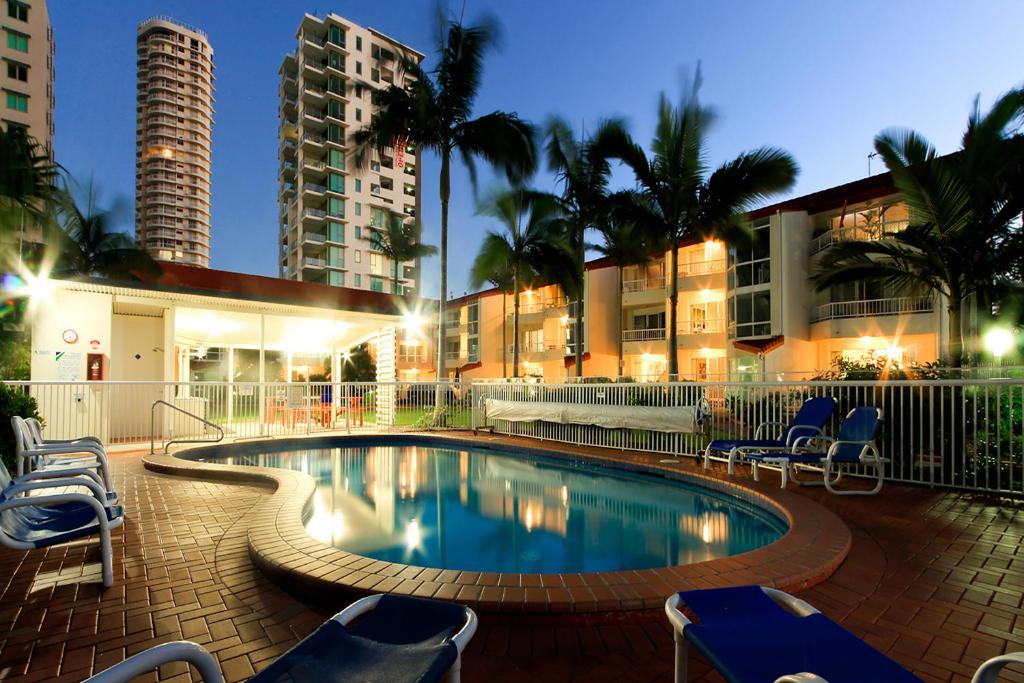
[{"xmin": 0, "ymin": 383, "xmax": 39, "ymax": 474}]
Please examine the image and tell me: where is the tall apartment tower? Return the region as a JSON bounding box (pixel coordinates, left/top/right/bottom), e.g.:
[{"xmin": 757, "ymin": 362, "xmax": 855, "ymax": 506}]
[
  {"xmin": 135, "ymin": 17, "xmax": 214, "ymax": 268},
  {"xmin": 1, "ymin": 0, "xmax": 54, "ymax": 154},
  {"xmin": 278, "ymin": 14, "xmax": 424, "ymax": 293}
]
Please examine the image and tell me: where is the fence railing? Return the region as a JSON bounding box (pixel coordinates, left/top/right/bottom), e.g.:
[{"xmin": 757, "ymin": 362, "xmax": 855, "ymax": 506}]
[
  {"xmin": 809, "ymin": 219, "xmax": 911, "ymax": 255},
  {"xmin": 622, "ymin": 277, "xmax": 665, "ymax": 293},
  {"xmin": 9, "ymin": 377, "xmax": 1024, "ymax": 496},
  {"xmin": 5, "ymin": 381, "xmax": 471, "ymax": 447},
  {"xmin": 471, "ymin": 378, "xmax": 1024, "ymax": 496},
  {"xmin": 812, "ymin": 296, "xmax": 933, "ymax": 322},
  {"xmin": 623, "ymin": 328, "xmax": 666, "ymax": 342}
]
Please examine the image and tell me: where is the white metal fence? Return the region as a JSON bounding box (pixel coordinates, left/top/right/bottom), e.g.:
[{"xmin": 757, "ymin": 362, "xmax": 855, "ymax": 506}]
[
  {"xmin": 471, "ymin": 378, "xmax": 1024, "ymax": 496},
  {"xmin": 7, "ymin": 377, "xmax": 1024, "ymax": 495},
  {"xmin": 5, "ymin": 381, "xmax": 470, "ymax": 452}
]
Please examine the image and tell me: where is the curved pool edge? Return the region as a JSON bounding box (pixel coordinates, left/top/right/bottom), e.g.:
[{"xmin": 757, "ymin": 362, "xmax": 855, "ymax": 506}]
[{"xmin": 144, "ymin": 432, "xmax": 851, "ymax": 620}]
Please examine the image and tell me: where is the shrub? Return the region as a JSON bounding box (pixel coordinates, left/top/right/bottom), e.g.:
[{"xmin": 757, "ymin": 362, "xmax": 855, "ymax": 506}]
[{"xmin": 0, "ymin": 383, "xmax": 40, "ymax": 474}]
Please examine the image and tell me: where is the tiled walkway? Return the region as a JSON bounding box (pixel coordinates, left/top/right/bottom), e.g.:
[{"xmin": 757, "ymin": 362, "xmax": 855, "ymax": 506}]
[{"xmin": 0, "ymin": 449, "xmax": 1022, "ymax": 682}]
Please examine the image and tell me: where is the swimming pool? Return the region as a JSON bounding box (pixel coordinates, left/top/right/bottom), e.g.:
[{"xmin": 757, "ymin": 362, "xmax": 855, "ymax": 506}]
[{"xmin": 197, "ymin": 439, "xmax": 787, "ymax": 574}]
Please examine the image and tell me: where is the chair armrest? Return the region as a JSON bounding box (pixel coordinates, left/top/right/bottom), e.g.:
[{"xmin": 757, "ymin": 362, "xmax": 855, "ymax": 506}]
[
  {"xmin": 15, "ymin": 467, "xmax": 106, "ymax": 489},
  {"xmin": 754, "ymin": 421, "xmax": 788, "ymax": 440},
  {"xmin": 43, "ymin": 436, "xmax": 103, "ymax": 446},
  {"xmin": 5, "ymin": 476, "xmax": 107, "ymax": 502},
  {"xmin": 785, "ymin": 424, "xmax": 826, "ymax": 447},
  {"xmin": 774, "ymin": 675, "xmax": 830, "ymax": 682},
  {"xmin": 333, "ymin": 593, "xmax": 384, "ymax": 626},
  {"xmin": 971, "ymin": 652, "xmax": 1024, "ymax": 683},
  {"xmin": 762, "ymin": 587, "xmax": 820, "ymax": 617},
  {"xmin": 21, "ymin": 443, "xmax": 107, "ymax": 461},
  {"xmin": 0, "ymin": 490, "xmax": 109, "ymax": 531},
  {"xmin": 825, "ymin": 440, "xmax": 872, "ymax": 460},
  {"xmin": 790, "ymin": 434, "xmax": 833, "ymax": 452},
  {"xmin": 664, "ymin": 593, "xmax": 692, "ymax": 633},
  {"xmin": 83, "ymin": 641, "xmax": 223, "ymax": 683},
  {"xmin": 451, "ymin": 607, "xmax": 478, "ymax": 654}
]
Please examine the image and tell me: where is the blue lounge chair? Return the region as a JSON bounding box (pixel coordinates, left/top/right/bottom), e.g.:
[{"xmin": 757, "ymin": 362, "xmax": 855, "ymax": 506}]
[
  {"xmin": 85, "ymin": 593, "xmax": 478, "ymax": 683},
  {"xmin": 746, "ymin": 407, "xmax": 885, "ymax": 495},
  {"xmin": 666, "ymin": 585, "xmax": 1024, "ymax": 683},
  {"xmin": 0, "ymin": 459, "xmax": 124, "ymax": 586},
  {"xmin": 703, "ymin": 396, "xmax": 837, "ymax": 474}
]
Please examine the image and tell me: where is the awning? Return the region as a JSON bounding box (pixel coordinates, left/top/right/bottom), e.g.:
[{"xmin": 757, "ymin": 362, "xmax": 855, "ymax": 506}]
[
  {"xmin": 563, "ymin": 352, "xmax": 591, "ymax": 369},
  {"xmin": 732, "ymin": 336, "xmax": 785, "ymax": 355}
]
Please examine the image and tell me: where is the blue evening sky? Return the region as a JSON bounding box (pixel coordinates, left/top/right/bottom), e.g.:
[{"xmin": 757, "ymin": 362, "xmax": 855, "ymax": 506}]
[{"xmin": 51, "ymin": 0, "xmax": 1024, "ymax": 298}]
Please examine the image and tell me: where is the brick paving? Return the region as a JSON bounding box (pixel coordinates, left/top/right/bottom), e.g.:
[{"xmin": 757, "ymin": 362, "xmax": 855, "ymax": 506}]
[{"xmin": 0, "ymin": 449, "xmax": 1023, "ymax": 682}]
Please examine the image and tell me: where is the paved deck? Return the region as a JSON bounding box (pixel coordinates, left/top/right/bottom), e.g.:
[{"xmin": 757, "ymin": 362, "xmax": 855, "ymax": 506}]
[{"xmin": 0, "ymin": 447, "xmax": 1022, "ymax": 682}]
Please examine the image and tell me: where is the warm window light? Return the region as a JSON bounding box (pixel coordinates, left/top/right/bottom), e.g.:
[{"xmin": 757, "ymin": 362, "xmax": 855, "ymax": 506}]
[
  {"xmin": 859, "ymin": 335, "xmax": 874, "ymax": 346},
  {"xmin": 401, "ymin": 311, "xmax": 424, "ymax": 332},
  {"xmin": 700, "ymin": 288, "xmax": 711, "ymax": 300},
  {"xmin": 984, "ymin": 327, "xmax": 1014, "ymax": 359}
]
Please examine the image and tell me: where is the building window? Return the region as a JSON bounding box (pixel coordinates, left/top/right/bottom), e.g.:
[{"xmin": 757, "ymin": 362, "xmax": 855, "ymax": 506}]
[
  {"xmin": 355, "ymin": 85, "xmax": 363, "ymax": 98},
  {"xmin": 371, "ymin": 68, "xmax": 380, "ymax": 82},
  {"xmin": 369, "ymin": 252, "xmax": 384, "ymax": 275},
  {"xmin": 355, "ymin": 36, "xmax": 362, "ymax": 51},
  {"xmin": 354, "ymin": 273, "xmax": 361, "ymax": 287},
  {"xmin": 370, "ymin": 276, "xmax": 384, "ymax": 292},
  {"xmin": 354, "ymin": 202, "xmax": 361, "ymax": 216},
  {"xmin": 328, "ymin": 25, "xmax": 345, "ymax": 48},
  {"xmin": 6, "ymin": 60, "xmax": 27, "ymax": 82},
  {"xmin": 328, "ymin": 221, "xmax": 344, "ymax": 243},
  {"xmin": 355, "ymin": 179, "xmax": 362, "ymax": 192},
  {"xmin": 6, "ymin": 30, "xmax": 28, "ymax": 52},
  {"xmin": 355, "ymin": 226, "xmax": 362, "ymax": 240},
  {"xmin": 329, "ymin": 271, "xmax": 345, "ymax": 286},
  {"xmin": 328, "ymin": 148, "xmax": 345, "ymax": 170},
  {"xmin": 355, "ymin": 62, "xmax": 362, "ymax": 75},
  {"xmin": 7, "ymin": 1, "xmax": 27, "ymax": 21},
  {"xmin": 328, "ymin": 172, "xmax": 344, "ymax": 193},
  {"xmin": 5, "ymin": 91, "xmax": 27, "ymax": 112},
  {"xmin": 355, "ymin": 108, "xmax": 362, "ymax": 122},
  {"xmin": 354, "ymin": 249, "xmax": 362, "ymax": 263}
]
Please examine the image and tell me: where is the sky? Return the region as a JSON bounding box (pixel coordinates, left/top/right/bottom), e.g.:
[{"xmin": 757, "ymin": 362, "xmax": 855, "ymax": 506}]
[{"xmin": 51, "ymin": 0, "xmax": 1024, "ymax": 299}]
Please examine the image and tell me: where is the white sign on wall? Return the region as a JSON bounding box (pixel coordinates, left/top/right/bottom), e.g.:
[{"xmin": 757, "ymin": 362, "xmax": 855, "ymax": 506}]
[{"xmin": 36, "ymin": 350, "xmax": 86, "ymax": 381}]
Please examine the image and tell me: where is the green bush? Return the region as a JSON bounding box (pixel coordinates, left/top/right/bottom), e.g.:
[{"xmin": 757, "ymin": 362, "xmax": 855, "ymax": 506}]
[{"xmin": 0, "ymin": 383, "xmax": 40, "ymax": 475}]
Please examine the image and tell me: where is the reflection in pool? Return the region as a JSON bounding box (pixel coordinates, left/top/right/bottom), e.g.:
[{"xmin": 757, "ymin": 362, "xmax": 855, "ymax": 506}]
[{"xmin": 202, "ymin": 442, "xmax": 787, "ymax": 573}]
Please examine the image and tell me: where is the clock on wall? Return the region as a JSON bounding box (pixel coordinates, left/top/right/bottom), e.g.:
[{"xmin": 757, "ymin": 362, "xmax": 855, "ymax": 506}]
[{"xmin": 62, "ymin": 329, "xmax": 78, "ymax": 344}]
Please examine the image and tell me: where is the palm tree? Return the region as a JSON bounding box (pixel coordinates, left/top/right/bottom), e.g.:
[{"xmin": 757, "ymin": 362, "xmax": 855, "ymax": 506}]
[
  {"xmin": 592, "ymin": 218, "xmax": 661, "ymax": 377},
  {"xmin": 353, "ymin": 11, "xmax": 536, "ymax": 392},
  {"xmin": 0, "ymin": 126, "xmax": 59, "ymax": 267},
  {"xmin": 594, "ymin": 69, "xmax": 798, "ymax": 379},
  {"xmin": 812, "ymin": 89, "xmax": 1024, "ymax": 367},
  {"xmin": 486, "ymin": 265, "xmax": 515, "ymax": 377},
  {"xmin": 52, "ymin": 185, "xmax": 160, "ymax": 280},
  {"xmin": 544, "ymin": 117, "xmax": 628, "ymax": 377},
  {"xmin": 469, "ymin": 189, "xmax": 574, "ymax": 377},
  {"xmin": 368, "ymin": 211, "xmax": 438, "ymax": 295}
]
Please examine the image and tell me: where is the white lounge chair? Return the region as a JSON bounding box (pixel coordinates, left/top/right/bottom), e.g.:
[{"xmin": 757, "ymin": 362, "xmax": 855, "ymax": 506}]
[{"xmin": 11, "ymin": 416, "xmax": 115, "ymax": 494}]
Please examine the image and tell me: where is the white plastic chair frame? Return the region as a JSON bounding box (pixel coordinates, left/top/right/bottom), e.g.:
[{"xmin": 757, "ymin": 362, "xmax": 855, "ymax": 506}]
[
  {"xmin": 751, "ymin": 438, "xmax": 889, "ymax": 495},
  {"xmin": 772, "ymin": 653, "xmax": 1024, "ymax": 683},
  {"xmin": 11, "ymin": 417, "xmax": 114, "ymax": 493},
  {"xmin": 84, "ymin": 594, "xmax": 479, "ymax": 683},
  {"xmin": 665, "ymin": 587, "xmax": 820, "ymax": 683},
  {"xmin": 0, "ymin": 478, "xmax": 121, "ymax": 587}
]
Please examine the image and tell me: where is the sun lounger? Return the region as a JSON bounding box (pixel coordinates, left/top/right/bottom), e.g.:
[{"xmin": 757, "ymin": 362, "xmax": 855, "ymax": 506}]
[
  {"xmin": 666, "ymin": 585, "xmax": 1024, "ymax": 682},
  {"xmin": 11, "ymin": 416, "xmax": 115, "ymax": 493},
  {"xmin": 745, "ymin": 407, "xmax": 885, "ymax": 495},
  {"xmin": 703, "ymin": 396, "xmax": 837, "ymax": 474},
  {"xmin": 85, "ymin": 593, "xmax": 478, "ymax": 682}
]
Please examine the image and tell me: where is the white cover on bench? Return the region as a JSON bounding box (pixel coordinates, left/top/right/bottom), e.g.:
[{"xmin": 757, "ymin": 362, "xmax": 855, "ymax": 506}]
[{"xmin": 484, "ymin": 398, "xmax": 701, "ymax": 433}]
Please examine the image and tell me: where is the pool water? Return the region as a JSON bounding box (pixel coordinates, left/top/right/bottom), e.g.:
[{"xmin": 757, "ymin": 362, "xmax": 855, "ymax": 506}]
[{"xmin": 201, "ymin": 441, "xmax": 787, "ymax": 574}]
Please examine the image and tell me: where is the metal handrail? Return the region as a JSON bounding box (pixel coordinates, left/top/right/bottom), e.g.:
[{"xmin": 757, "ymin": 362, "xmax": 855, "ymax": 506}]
[{"xmin": 150, "ymin": 400, "xmax": 224, "ymax": 454}]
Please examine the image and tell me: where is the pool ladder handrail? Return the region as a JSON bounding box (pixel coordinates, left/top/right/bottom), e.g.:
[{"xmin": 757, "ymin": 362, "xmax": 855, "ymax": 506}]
[{"xmin": 150, "ymin": 400, "xmax": 225, "ymax": 454}]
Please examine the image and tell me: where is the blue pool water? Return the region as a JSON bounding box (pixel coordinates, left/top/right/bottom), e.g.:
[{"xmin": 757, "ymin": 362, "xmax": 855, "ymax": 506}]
[{"xmin": 198, "ymin": 440, "xmax": 787, "ymax": 573}]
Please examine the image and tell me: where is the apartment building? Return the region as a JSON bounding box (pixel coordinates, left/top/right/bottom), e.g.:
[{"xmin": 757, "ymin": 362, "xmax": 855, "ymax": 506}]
[
  {"xmin": 135, "ymin": 17, "xmax": 214, "ymax": 267},
  {"xmin": 278, "ymin": 14, "xmax": 424, "ymax": 294},
  {"xmin": 444, "ymin": 170, "xmax": 943, "ymax": 382},
  {"xmin": 1, "ymin": 0, "xmax": 54, "ymax": 255}
]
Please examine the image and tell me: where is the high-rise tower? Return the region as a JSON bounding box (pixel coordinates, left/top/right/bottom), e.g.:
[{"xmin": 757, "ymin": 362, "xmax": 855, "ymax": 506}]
[
  {"xmin": 135, "ymin": 17, "xmax": 214, "ymax": 267},
  {"xmin": 278, "ymin": 14, "xmax": 424, "ymax": 292}
]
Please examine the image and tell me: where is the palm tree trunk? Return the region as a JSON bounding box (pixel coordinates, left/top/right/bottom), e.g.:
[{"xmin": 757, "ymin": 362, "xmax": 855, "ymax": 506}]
[
  {"xmin": 616, "ymin": 266, "xmax": 623, "ymax": 378},
  {"xmin": 434, "ymin": 153, "xmax": 450, "ymax": 418},
  {"xmin": 667, "ymin": 241, "xmax": 680, "ymax": 380},
  {"xmin": 393, "ymin": 258, "xmax": 400, "ymax": 295},
  {"xmin": 513, "ymin": 273, "xmax": 521, "ymax": 378},
  {"xmin": 501, "ymin": 294, "xmax": 508, "ymax": 378},
  {"xmin": 574, "ymin": 236, "xmax": 584, "ymax": 377},
  {"xmin": 948, "ymin": 293, "xmax": 964, "ymax": 368}
]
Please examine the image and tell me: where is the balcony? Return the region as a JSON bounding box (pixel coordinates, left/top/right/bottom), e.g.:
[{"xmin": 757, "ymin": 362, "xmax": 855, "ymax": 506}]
[
  {"xmin": 302, "ymin": 182, "xmax": 326, "ymax": 195},
  {"xmin": 809, "ymin": 220, "xmax": 910, "ymax": 256},
  {"xmin": 300, "ymin": 133, "xmax": 325, "ymax": 147},
  {"xmin": 444, "ymin": 350, "xmax": 462, "ymax": 362},
  {"xmin": 678, "ymin": 259, "xmax": 726, "ymax": 277},
  {"xmin": 811, "ymin": 296, "xmax": 933, "ymax": 323},
  {"xmin": 302, "ymin": 232, "xmax": 326, "ymax": 245},
  {"xmin": 622, "ymin": 328, "xmax": 666, "ymax": 343},
  {"xmin": 302, "ymin": 257, "xmax": 326, "ymax": 269},
  {"xmin": 622, "ymin": 276, "xmax": 665, "ymax": 293},
  {"xmin": 678, "ymin": 319, "xmax": 726, "ymax": 335},
  {"xmin": 303, "ymin": 208, "xmax": 326, "ymax": 220}
]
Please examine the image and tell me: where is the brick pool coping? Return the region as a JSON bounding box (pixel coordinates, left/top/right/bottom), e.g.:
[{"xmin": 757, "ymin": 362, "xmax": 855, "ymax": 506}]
[{"xmin": 143, "ymin": 432, "xmax": 851, "ymax": 619}]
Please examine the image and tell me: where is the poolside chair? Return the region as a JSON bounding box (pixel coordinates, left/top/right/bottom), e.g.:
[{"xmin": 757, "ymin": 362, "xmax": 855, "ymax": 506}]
[
  {"xmin": 703, "ymin": 396, "xmax": 837, "ymax": 474},
  {"xmin": 665, "ymin": 585, "xmax": 1024, "ymax": 683},
  {"xmin": 0, "ymin": 462, "xmax": 124, "ymax": 586},
  {"xmin": 25, "ymin": 416, "xmax": 104, "ymax": 448},
  {"xmin": 85, "ymin": 593, "xmax": 478, "ymax": 683},
  {"xmin": 11, "ymin": 416, "xmax": 115, "ymax": 494},
  {"xmin": 745, "ymin": 407, "xmax": 885, "ymax": 495}
]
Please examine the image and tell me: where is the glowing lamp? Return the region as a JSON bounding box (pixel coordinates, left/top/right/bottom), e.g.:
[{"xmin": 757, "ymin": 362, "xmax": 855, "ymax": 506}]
[{"xmin": 984, "ymin": 327, "xmax": 1014, "ymax": 359}]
